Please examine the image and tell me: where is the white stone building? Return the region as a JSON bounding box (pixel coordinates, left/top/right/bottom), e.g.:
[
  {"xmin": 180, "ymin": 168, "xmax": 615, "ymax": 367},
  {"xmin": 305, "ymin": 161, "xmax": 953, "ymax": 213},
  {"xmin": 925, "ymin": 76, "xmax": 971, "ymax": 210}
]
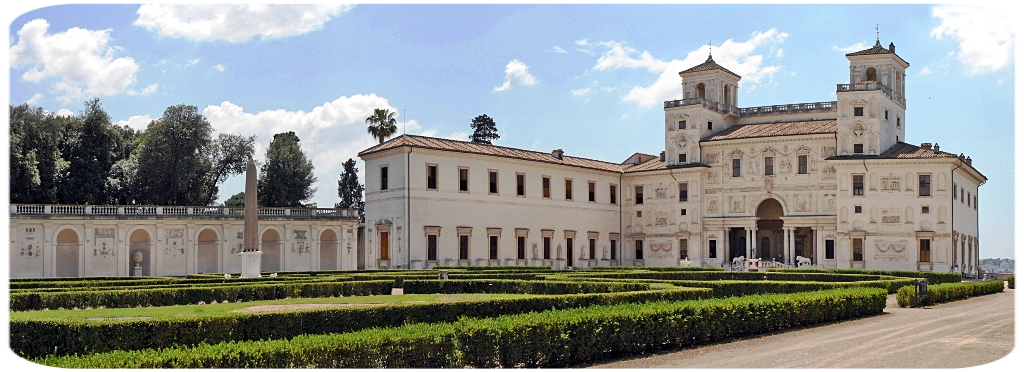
[
  {"xmin": 8, "ymin": 205, "xmax": 361, "ymax": 278},
  {"xmin": 360, "ymin": 40, "xmax": 986, "ymax": 275}
]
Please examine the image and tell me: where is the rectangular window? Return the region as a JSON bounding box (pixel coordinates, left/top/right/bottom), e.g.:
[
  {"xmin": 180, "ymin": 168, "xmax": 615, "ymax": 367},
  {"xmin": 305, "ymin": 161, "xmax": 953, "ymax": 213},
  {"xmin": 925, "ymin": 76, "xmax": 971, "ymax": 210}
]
[
  {"xmin": 885, "ymin": 110, "xmax": 889, "ymax": 120},
  {"xmin": 381, "ymin": 166, "xmax": 389, "ymax": 190},
  {"xmin": 636, "ymin": 211, "xmax": 642, "ymax": 217},
  {"xmin": 543, "ymin": 237, "xmax": 551, "ymax": 259},
  {"xmin": 855, "ymin": 205, "xmax": 862, "ymax": 214},
  {"xmin": 566, "ymin": 238, "xmax": 574, "ymax": 265},
  {"xmin": 764, "ymin": 157, "xmax": 774, "ymax": 175},
  {"xmin": 967, "ymin": 192, "xmax": 971, "ymax": 206},
  {"xmin": 380, "ymin": 232, "xmax": 390, "ymax": 260},
  {"xmin": 459, "ymin": 168, "xmax": 469, "ymax": 192},
  {"xmin": 610, "ymin": 239, "xmax": 617, "ymax": 260},
  {"xmin": 854, "ymin": 107, "xmax": 864, "ymax": 116},
  {"xmin": 707, "ymin": 121, "xmax": 713, "ymax": 130},
  {"xmin": 565, "ymin": 179, "xmax": 573, "ymax": 200},
  {"xmin": 426, "ymin": 165, "xmax": 437, "ymax": 190},
  {"xmin": 678, "ymin": 120, "xmax": 686, "ymax": 129},
  {"xmin": 517, "ymin": 236, "xmax": 526, "ymax": 260},
  {"xmin": 897, "ymin": 117, "xmax": 901, "ymax": 127},
  {"xmin": 459, "ymin": 235, "xmax": 469, "ymax": 260},
  {"xmin": 922, "ymin": 206, "xmax": 930, "ymax": 214},
  {"xmin": 854, "ymin": 144, "xmax": 864, "ymax": 154},
  {"xmin": 589, "ymin": 238, "xmax": 596, "ymax": 260},
  {"xmin": 852, "ymin": 238, "xmax": 863, "ymax": 261},
  {"xmin": 960, "ymin": 189, "xmax": 964, "ymax": 203},
  {"xmin": 635, "ymin": 240, "xmax": 644, "ymax": 260},
  {"xmin": 635, "ymin": 185, "xmax": 644, "ymax": 204},
  {"xmin": 610, "ymin": 185, "xmax": 617, "ymax": 204},
  {"xmin": 853, "ymin": 175, "xmax": 864, "ymax": 196},
  {"xmin": 427, "ymin": 235, "xmax": 438, "ymax": 261},
  {"xmin": 489, "ymin": 236, "xmax": 498, "ymax": 260},
  {"xmin": 709, "ymin": 240, "xmax": 717, "ymax": 259},
  {"xmin": 679, "ymin": 239, "xmax": 688, "ymax": 259},
  {"xmin": 516, "ymin": 174, "xmax": 525, "ymax": 196},
  {"xmin": 953, "ymin": 183, "xmax": 957, "ymax": 199},
  {"xmin": 825, "ymin": 240, "xmax": 835, "ymax": 260},
  {"xmin": 919, "ymin": 174, "xmax": 931, "ymax": 196},
  {"xmin": 489, "ymin": 171, "xmax": 498, "ymax": 194},
  {"xmin": 588, "ymin": 181, "xmax": 596, "ymax": 202},
  {"xmin": 679, "ymin": 182, "xmax": 688, "ymax": 202},
  {"xmin": 732, "ymin": 159, "xmax": 741, "ymax": 177},
  {"xmin": 974, "ymin": 196, "xmax": 977, "ymax": 210},
  {"xmin": 798, "ymin": 155, "xmax": 808, "ymax": 174},
  {"xmin": 681, "ymin": 208, "xmax": 687, "ymax": 215},
  {"xmin": 542, "ymin": 177, "xmax": 550, "ymax": 198},
  {"xmin": 919, "ymin": 239, "xmax": 931, "ymax": 262},
  {"xmin": 678, "ymin": 153, "xmax": 686, "ymax": 163}
]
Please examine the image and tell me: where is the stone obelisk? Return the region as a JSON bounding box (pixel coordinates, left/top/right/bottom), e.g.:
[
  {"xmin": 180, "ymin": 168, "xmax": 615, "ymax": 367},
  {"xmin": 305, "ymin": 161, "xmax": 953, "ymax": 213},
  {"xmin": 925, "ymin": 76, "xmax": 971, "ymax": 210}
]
[{"xmin": 239, "ymin": 158, "xmax": 263, "ymax": 278}]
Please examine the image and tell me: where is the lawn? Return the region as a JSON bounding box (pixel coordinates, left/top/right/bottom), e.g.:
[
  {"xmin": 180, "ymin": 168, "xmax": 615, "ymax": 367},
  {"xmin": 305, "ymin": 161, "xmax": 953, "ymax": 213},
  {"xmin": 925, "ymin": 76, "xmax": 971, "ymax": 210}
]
[{"xmin": 10, "ymin": 293, "xmax": 536, "ymax": 321}]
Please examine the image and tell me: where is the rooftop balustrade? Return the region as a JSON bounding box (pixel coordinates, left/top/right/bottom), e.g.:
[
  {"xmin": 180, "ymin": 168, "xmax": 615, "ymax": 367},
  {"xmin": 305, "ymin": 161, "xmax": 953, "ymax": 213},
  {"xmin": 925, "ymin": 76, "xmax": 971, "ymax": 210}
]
[
  {"xmin": 664, "ymin": 97, "xmax": 836, "ymax": 117},
  {"xmin": 837, "ymin": 81, "xmax": 906, "ymax": 107},
  {"xmin": 10, "ymin": 204, "xmax": 359, "ymax": 219}
]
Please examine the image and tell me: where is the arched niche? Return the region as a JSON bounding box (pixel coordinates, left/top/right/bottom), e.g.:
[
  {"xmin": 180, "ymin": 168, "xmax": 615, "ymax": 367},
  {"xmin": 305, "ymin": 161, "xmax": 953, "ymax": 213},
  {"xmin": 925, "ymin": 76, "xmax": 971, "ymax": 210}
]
[
  {"xmin": 261, "ymin": 229, "xmax": 282, "ymax": 272},
  {"xmin": 56, "ymin": 229, "xmax": 80, "ymax": 277},
  {"xmin": 696, "ymin": 83, "xmax": 706, "ymax": 99},
  {"xmin": 840, "ymin": 206, "xmax": 848, "ymax": 223},
  {"xmin": 756, "ymin": 198, "xmax": 785, "ymax": 220},
  {"xmin": 197, "ymin": 228, "xmax": 219, "ymax": 274},
  {"xmin": 320, "ymin": 229, "xmax": 339, "ymax": 271},
  {"xmin": 865, "ymin": 67, "xmax": 877, "ymax": 81},
  {"xmin": 129, "ymin": 229, "xmax": 153, "ymax": 276}
]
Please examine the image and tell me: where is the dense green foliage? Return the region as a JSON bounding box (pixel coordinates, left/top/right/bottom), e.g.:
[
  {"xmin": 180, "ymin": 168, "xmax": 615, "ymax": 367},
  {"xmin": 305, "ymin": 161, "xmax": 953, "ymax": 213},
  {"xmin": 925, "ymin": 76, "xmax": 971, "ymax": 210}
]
[
  {"xmin": 768, "ymin": 268, "xmax": 962, "ymax": 285},
  {"xmin": 470, "ymin": 114, "xmax": 500, "ymax": 144},
  {"xmin": 403, "ymin": 279, "xmax": 649, "ymax": 294},
  {"xmin": 258, "ymin": 131, "xmax": 317, "ymax": 207},
  {"xmin": 11, "ymin": 280, "xmax": 391, "ymax": 311},
  {"xmin": 36, "ymin": 288, "xmax": 886, "ymax": 368},
  {"xmin": 12, "ymin": 288, "xmax": 707, "ymax": 359},
  {"xmin": 1007, "ymin": 274, "xmax": 1024, "ymax": 288},
  {"xmin": 896, "ymin": 280, "xmax": 1005, "ymax": 307},
  {"xmin": 365, "ymin": 108, "xmax": 398, "ymax": 145},
  {"xmin": 588, "ymin": 266, "xmax": 724, "ymax": 271},
  {"xmin": 336, "ymin": 158, "xmax": 365, "ymax": 220}
]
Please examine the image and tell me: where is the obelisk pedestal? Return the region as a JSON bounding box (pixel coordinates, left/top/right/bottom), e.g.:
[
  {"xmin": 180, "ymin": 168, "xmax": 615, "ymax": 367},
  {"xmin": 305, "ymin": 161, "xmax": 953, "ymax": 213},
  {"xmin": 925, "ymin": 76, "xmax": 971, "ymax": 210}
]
[{"xmin": 239, "ymin": 158, "xmax": 263, "ymax": 278}]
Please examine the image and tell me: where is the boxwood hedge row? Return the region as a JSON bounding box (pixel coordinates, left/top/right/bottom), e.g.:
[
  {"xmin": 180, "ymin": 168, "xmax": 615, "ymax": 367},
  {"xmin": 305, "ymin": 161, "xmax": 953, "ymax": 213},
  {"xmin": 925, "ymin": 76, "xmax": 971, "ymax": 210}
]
[
  {"xmin": 10, "ymin": 280, "xmax": 393, "ymax": 311},
  {"xmin": 1007, "ymin": 274, "xmax": 1024, "ymax": 288},
  {"xmin": 403, "ymin": 279, "xmax": 649, "ymax": 294},
  {"xmin": 37, "ymin": 287, "xmax": 886, "ymax": 368},
  {"xmin": 587, "ymin": 266, "xmax": 725, "ymax": 272},
  {"xmin": 12, "ymin": 288, "xmax": 710, "ymax": 359},
  {"xmin": 566, "ymin": 270, "xmax": 890, "ymax": 283},
  {"xmin": 11, "ymin": 276, "xmax": 354, "ymax": 294},
  {"xmin": 768, "ymin": 268, "xmax": 961, "ymax": 285},
  {"xmin": 896, "ymin": 280, "xmax": 1005, "ymax": 308}
]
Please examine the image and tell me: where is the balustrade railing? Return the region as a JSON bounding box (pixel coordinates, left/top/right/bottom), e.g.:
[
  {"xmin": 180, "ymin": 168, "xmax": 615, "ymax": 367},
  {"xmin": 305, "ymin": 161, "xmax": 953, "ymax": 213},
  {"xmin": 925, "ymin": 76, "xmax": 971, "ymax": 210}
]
[
  {"xmin": 665, "ymin": 98, "xmax": 836, "ymax": 117},
  {"xmin": 836, "ymin": 82, "xmax": 905, "ymax": 107},
  {"xmin": 10, "ymin": 204, "xmax": 356, "ymax": 219}
]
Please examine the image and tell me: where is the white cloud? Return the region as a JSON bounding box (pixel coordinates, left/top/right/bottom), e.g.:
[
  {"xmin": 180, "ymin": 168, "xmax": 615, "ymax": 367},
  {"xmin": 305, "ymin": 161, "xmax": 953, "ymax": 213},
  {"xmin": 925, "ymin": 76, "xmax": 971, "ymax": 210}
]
[
  {"xmin": 134, "ymin": 4, "xmax": 352, "ymax": 43},
  {"xmin": 833, "ymin": 42, "xmax": 869, "ymax": 53},
  {"xmin": 789, "ymin": 71, "xmax": 797, "ymax": 77},
  {"xmin": 621, "ymin": 114, "xmax": 629, "ymax": 121},
  {"xmin": 127, "ymin": 83, "xmax": 160, "ymax": 96},
  {"xmin": 25, "ymin": 93, "xmax": 44, "ymax": 105},
  {"xmin": 552, "ymin": 46, "xmax": 567, "ymax": 54},
  {"xmin": 187, "ymin": 58, "xmax": 201, "ymax": 66},
  {"xmin": 590, "ymin": 29, "xmax": 788, "ymax": 109},
  {"xmin": 930, "ymin": 5, "xmax": 1015, "ymax": 74},
  {"xmin": 445, "ymin": 132, "xmax": 470, "ymax": 141},
  {"xmin": 493, "ymin": 59, "xmax": 538, "ymax": 92},
  {"xmin": 775, "ymin": 49, "xmax": 784, "ymax": 57},
  {"xmin": 55, "ymin": 108, "xmax": 75, "ymax": 117},
  {"xmin": 600, "ymin": 86, "xmax": 616, "ymax": 92},
  {"xmin": 115, "ymin": 114, "xmax": 155, "ymax": 131},
  {"xmin": 575, "ymin": 39, "xmax": 590, "ymax": 46},
  {"xmin": 917, "ymin": 67, "xmax": 934, "ymax": 76},
  {"xmin": 571, "ymin": 87, "xmax": 591, "ymax": 96},
  {"xmin": 575, "ymin": 48, "xmax": 594, "ymax": 55},
  {"xmin": 10, "ymin": 19, "xmax": 139, "ymax": 102},
  {"xmin": 214, "ymin": 64, "xmax": 225, "ymax": 72}
]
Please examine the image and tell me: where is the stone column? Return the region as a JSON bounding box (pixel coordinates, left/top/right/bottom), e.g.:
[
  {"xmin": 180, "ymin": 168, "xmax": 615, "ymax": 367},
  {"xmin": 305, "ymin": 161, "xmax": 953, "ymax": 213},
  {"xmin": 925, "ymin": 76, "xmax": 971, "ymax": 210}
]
[
  {"xmin": 789, "ymin": 228, "xmax": 797, "ymax": 265},
  {"xmin": 747, "ymin": 227, "xmax": 754, "ymax": 259},
  {"xmin": 783, "ymin": 227, "xmax": 791, "ymax": 265}
]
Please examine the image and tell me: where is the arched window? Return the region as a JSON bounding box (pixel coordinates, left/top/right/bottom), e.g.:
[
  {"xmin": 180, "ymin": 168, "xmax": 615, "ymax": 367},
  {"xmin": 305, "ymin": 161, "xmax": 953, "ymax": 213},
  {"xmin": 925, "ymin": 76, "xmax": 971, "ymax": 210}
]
[
  {"xmin": 723, "ymin": 85, "xmax": 731, "ymax": 106},
  {"xmin": 696, "ymin": 83, "xmax": 706, "ymax": 99},
  {"xmin": 865, "ymin": 67, "xmax": 877, "ymax": 82}
]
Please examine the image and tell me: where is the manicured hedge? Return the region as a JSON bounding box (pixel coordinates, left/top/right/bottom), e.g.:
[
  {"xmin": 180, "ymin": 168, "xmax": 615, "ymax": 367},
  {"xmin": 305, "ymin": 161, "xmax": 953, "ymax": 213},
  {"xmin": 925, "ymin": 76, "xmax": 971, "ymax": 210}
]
[
  {"xmin": 12, "ymin": 288, "xmax": 710, "ymax": 359},
  {"xmin": 11, "ymin": 276, "xmax": 353, "ymax": 294},
  {"xmin": 569, "ymin": 270, "xmax": 890, "ymax": 283},
  {"xmin": 403, "ymin": 279, "xmax": 649, "ymax": 294},
  {"xmin": 896, "ymin": 280, "xmax": 1005, "ymax": 308},
  {"xmin": 37, "ymin": 288, "xmax": 886, "ymax": 368},
  {"xmin": 669, "ymin": 278, "xmax": 914, "ymax": 297},
  {"xmin": 588, "ymin": 266, "xmax": 725, "ymax": 272},
  {"xmin": 768, "ymin": 268, "xmax": 962, "ymax": 285},
  {"xmin": 1007, "ymin": 274, "xmax": 1024, "ymax": 288},
  {"xmin": 10, "ymin": 280, "xmax": 393, "ymax": 311}
]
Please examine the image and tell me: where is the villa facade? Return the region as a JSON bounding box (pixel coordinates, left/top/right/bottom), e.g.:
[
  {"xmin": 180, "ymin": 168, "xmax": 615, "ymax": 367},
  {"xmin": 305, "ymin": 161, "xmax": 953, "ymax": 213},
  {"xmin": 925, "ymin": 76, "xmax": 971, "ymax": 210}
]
[{"xmin": 359, "ymin": 40, "xmax": 986, "ymax": 275}]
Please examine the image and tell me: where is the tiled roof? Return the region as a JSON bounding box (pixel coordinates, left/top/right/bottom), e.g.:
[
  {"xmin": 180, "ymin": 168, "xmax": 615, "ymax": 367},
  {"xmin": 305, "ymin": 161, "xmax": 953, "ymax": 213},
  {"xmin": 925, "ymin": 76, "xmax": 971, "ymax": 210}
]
[
  {"xmin": 845, "ymin": 40, "xmax": 910, "ymax": 65},
  {"xmin": 358, "ymin": 135, "xmax": 624, "ymax": 173},
  {"xmin": 622, "ymin": 157, "xmax": 666, "ymax": 173},
  {"xmin": 679, "ymin": 55, "xmax": 742, "ymax": 79},
  {"xmin": 703, "ymin": 119, "xmax": 837, "ymax": 142},
  {"xmin": 827, "ymin": 142, "xmax": 958, "ymax": 160}
]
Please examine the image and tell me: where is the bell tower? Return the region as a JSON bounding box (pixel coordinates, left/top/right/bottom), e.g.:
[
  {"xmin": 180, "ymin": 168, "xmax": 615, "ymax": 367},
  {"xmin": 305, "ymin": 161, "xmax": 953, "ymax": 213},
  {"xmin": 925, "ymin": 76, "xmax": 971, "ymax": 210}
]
[
  {"xmin": 664, "ymin": 47, "xmax": 741, "ymax": 166},
  {"xmin": 835, "ymin": 34, "xmax": 909, "ymax": 155}
]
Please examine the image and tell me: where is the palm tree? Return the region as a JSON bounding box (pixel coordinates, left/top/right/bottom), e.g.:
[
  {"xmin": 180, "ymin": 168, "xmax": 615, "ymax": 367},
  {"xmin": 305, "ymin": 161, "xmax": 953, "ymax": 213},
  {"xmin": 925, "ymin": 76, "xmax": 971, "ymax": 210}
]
[{"xmin": 366, "ymin": 108, "xmax": 398, "ymax": 145}]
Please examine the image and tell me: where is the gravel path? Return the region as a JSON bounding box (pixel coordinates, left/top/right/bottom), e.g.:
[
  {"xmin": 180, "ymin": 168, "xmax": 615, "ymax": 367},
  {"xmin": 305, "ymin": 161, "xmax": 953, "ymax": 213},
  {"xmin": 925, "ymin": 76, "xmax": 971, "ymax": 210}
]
[{"xmin": 593, "ymin": 288, "xmax": 1015, "ymax": 369}]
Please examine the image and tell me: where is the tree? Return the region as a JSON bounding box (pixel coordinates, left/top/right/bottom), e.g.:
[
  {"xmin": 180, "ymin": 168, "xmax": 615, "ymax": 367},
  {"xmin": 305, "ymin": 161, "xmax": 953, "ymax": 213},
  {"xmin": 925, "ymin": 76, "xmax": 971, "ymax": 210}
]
[
  {"xmin": 59, "ymin": 98, "xmax": 117, "ymax": 204},
  {"xmin": 258, "ymin": 131, "xmax": 317, "ymax": 207},
  {"xmin": 470, "ymin": 114, "xmax": 499, "ymax": 144},
  {"xmin": 222, "ymin": 191, "xmax": 246, "ymax": 207},
  {"xmin": 336, "ymin": 158, "xmax": 365, "ymax": 221},
  {"xmin": 134, "ymin": 104, "xmax": 254, "ymax": 206},
  {"xmin": 365, "ymin": 108, "xmax": 398, "ymax": 145}
]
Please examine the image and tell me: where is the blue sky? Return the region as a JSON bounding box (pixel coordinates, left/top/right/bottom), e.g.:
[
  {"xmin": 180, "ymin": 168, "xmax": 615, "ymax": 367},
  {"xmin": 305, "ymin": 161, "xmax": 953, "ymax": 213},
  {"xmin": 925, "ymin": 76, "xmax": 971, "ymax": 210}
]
[{"xmin": 6, "ymin": 3, "xmax": 1016, "ymax": 259}]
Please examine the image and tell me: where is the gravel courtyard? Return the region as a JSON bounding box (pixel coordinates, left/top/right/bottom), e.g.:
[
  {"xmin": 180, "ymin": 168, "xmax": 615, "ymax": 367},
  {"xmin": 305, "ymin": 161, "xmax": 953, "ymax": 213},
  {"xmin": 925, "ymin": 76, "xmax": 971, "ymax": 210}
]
[{"xmin": 595, "ymin": 287, "xmax": 1015, "ymax": 369}]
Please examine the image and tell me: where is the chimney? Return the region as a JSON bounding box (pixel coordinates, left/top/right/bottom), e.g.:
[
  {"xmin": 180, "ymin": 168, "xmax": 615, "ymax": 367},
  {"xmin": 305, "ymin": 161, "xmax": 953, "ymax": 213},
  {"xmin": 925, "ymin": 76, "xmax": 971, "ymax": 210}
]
[
  {"xmin": 889, "ymin": 42, "xmax": 895, "ymax": 53},
  {"xmin": 552, "ymin": 149, "xmax": 563, "ymax": 160},
  {"xmin": 933, "ymin": 143, "xmax": 940, "ymax": 152},
  {"xmin": 660, "ymin": 151, "xmax": 666, "ymax": 162},
  {"xmin": 921, "ymin": 142, "xmax": 932, "ymax": 150}
]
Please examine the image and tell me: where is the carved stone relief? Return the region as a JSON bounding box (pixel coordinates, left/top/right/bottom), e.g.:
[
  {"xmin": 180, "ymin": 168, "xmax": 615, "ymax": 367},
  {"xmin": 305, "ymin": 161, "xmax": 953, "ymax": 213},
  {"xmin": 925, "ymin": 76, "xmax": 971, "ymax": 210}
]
[
  {"xmin": 293, "ymin": 230, "xmax": 307, "ymax": 240},
  {"xmin": 655, "ymin": 186, "xmax": 667, "ymax": 199},
  {"xmin": 881, "ymin": 176, "xmax": 901, "ymax": 191},
  {"xmin": 822, "ymin": 166, "xmax": 836, "ymax": 180},
  {"xmin": 881, "ymin": 208, "xmax": 901, "ymax": 225},
  {"xmin": 729, "ymin": 196, "xmax": 744, "ymax": 213},
  {"xmin": 874, "ymin": 240, "xmax": 908, "ymax": 261},
  {"xmin": 762, "ymin": 176, "xmax": 774, "ymax": 194},
  {"xmin": 705, "ymin": 170, "xmax": 719, "ymax": 184},
  {"xmin": 823, "ymin": 194, "xmax": 836, "ymax": 212},
  {"xmin": 165, "ymin": 228, "xmax": 185, "ymax": 257},
  {"xmin": 779, "ymin": 157, "xmax": 792, "ymax": 173},
  {"xmin": 650, "ymin": 243, "xmax": 672, "ymax": 259},
  {"xmin": 655, "ymin": 213, "xmax": 668, "ymax": 226},
  {"xmin": 823, "ymin": 146, "xmax": 836, "ymax": 157},
  {"xmin": 793, "ymin": 194, "xmax": 812, "ymax": 212},
  {"xmin": 708, "ymin": 198, "xmax": 719, "ymax": 213}
]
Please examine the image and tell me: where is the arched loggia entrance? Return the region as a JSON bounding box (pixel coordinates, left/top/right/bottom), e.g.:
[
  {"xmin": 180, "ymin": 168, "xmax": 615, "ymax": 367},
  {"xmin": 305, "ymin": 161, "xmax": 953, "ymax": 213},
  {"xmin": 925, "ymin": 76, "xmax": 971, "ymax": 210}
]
[{"xmin": 756, "ymin": 199, "xmax": 785, "ymax": 262}]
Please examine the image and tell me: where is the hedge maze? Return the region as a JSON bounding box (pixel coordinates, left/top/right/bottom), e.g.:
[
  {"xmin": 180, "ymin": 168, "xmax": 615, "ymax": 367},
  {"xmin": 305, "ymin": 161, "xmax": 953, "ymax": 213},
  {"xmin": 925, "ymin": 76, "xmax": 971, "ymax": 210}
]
[{"xmin": 10, "ymin": 266, "xmax": 1002, "ymax": 367}]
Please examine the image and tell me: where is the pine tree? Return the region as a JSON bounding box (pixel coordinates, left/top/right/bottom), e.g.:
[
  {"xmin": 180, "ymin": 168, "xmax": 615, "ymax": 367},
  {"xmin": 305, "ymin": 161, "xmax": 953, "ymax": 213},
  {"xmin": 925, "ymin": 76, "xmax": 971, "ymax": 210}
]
[
  {"xmin": 258, "ymin": 131, "xmax": 317, "ymax": 207},
  {"xmin": 336, "ymin": 158, "xmax": 365, "ymax": 221},
  {"xmin": 470, "ymin": 114, "xmax": 500, "ymax": 144}
]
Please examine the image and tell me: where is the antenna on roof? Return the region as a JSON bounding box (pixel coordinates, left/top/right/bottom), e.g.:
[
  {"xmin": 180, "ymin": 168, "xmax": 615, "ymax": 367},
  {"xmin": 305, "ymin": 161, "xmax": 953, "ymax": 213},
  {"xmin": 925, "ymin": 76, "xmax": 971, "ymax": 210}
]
[
  {"xmin": 708, "ymin": 39, "xmax": 712, "ymax": 57},
  {"xmin": 875, "ymin": 23, "xmax": 880, "ymax": 44}
]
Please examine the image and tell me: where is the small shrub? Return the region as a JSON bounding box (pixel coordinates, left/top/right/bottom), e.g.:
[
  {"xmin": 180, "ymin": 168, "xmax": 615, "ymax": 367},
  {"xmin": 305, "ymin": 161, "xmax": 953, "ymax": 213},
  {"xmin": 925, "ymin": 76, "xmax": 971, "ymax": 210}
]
[{"xmin": 897, "ymin": 280, "xmax": 1004, "ymax": 308}]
